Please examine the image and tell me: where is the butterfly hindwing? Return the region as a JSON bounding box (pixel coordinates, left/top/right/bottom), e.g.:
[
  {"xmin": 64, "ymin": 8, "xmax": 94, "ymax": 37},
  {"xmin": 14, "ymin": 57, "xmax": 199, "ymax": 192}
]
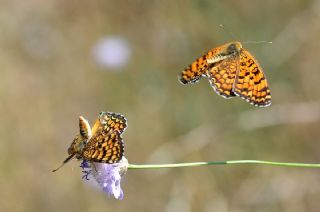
[
  {"xmin": 234, "ymin": 49, "xmax": 271, "ymax": 107},
  {"xmin": 207, "ymin": 56, "xmax": 239, "ymax": 98},
  {"xmin": 83, "ymin": 130, "xmax": 124, "ymax": 163},
  {"xmin": 79, "ymin": 116, "xmax": 91, "ymax": 139},
  {"xmin": 82, "ymin": 112, "xmax": 127, "ymax": 163}
]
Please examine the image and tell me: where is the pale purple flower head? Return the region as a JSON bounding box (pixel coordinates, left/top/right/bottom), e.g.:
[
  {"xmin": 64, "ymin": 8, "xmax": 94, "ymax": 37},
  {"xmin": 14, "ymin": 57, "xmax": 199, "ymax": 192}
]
[{"xmin": 80, "ymin": 158, "xmax": 128, "ymax": 200}]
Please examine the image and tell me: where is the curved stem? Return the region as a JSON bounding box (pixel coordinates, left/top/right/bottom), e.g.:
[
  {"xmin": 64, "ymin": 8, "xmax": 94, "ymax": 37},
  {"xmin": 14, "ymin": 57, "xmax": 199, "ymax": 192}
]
[{"xmin": 128, "ymin": 160, "xmax": 320, "ymax": 170}]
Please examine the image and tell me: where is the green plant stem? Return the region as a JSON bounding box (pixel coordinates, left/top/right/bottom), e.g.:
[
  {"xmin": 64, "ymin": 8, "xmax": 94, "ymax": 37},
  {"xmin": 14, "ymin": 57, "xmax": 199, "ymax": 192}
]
[{"xmin": 128, "ymin": 160, "xmax": 320, "ymax": 170}]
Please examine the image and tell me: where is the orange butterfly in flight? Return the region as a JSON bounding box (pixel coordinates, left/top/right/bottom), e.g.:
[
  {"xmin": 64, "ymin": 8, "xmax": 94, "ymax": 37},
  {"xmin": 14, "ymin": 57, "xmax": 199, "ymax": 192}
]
[{"xmin": 179, "ymin": 41, "xmax": 271, "ymax": 107}]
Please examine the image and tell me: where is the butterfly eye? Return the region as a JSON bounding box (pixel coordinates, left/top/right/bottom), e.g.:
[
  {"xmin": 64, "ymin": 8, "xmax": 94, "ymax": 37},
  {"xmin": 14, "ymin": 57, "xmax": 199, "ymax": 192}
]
[{"xmin": 226, "ymin": 43, "xmax": 238, "ymax": 55}]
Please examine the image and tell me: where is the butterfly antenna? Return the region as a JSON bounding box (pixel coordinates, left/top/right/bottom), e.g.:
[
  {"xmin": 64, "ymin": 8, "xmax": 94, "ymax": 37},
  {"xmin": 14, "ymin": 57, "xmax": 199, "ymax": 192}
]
[
  {"xmin": 219, "ymin": 24, "xmax": 273, "ymax": 45},
  {"xmin": 52, "ymin": 153, "xmax": 75, "ymax": 172},
  {"xmin": 219, "ymin": 24, "xmax": 237, "ymax": 40},
  {"xmin": 242, "ymin": 40, "xmax": 273, "ymax": 44}
]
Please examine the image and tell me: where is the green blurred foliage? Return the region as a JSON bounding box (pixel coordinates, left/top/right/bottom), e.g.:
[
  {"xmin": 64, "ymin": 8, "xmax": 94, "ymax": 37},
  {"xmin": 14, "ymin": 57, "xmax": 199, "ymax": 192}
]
[{"xmin": 1, "ymin": 0, "xmax": 320, "ymax": 211}]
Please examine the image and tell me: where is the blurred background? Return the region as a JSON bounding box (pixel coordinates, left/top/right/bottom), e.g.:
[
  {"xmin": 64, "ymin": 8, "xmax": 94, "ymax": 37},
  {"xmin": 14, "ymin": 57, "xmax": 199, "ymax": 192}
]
[{"xmin": 1, "ymin": 0, "xmax": 320, "ymax": 211}]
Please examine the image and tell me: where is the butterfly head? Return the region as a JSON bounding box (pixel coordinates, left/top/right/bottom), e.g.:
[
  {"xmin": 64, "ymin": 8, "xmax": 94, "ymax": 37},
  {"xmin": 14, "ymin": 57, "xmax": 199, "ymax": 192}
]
[
  {"xmin": 225, "ymin": 41, "xmax": 242, "ymax": 55},
  {"xmin": 68, "ymin": 116, "xmax": 92, "ymax": 157},
  {"xmin": 67, "ymin": 134, "xmax": 87, "ymax": 157},
  {"xmin": 52, "ymin": 116, "xmax": 92, "ymax": 172}
]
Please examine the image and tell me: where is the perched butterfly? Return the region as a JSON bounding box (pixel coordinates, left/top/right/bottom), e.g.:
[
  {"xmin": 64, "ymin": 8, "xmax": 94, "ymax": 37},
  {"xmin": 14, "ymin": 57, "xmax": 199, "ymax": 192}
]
[
  {"xmin": 52, "ymin": 112, "xmax": 127, "ymax": 172},
  {"xmin": 179, "ymin": 41, "xmax": 271, "ymax": 107}
]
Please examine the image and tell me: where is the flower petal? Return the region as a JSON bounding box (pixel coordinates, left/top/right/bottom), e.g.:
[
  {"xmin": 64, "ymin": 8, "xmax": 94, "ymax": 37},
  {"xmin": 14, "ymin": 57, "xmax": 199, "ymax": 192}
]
[{"xmin": 80, "ymin": 159, "xmax": 128, "ymax": 200}]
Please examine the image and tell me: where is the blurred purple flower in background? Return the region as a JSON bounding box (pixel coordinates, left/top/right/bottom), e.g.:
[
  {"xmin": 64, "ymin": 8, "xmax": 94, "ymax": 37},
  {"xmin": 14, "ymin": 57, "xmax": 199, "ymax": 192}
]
[
  {"xmin": 80, "ymin": 158, "xmax": 128, "ymax": 200},
  {"xmin": 92, "ymin": 36, "xmax": 131, "ymax": 71}
]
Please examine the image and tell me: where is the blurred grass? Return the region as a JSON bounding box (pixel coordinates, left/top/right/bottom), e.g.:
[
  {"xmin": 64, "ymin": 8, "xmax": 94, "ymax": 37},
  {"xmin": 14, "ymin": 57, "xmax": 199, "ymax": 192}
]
[{"xmin": 1, "ymin": 0, "xmax": 320, "ymax": 211}]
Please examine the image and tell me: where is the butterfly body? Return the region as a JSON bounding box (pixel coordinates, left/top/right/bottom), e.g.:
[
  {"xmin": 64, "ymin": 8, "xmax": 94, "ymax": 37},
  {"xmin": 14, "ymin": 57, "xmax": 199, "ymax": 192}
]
[{"xmin": 179, "ymin": 41, "xmax": 271, "ymax": 107}]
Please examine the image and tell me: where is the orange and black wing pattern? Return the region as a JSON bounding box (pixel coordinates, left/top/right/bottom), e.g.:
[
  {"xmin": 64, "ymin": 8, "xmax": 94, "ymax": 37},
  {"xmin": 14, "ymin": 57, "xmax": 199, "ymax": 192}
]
[
  {"xmin": 83, "ymin": 130, "xmax": 124, "ymax": 163},
  {"xmin": 179, "ymin": 46, "xmax": 224, "ymax": 84},
  {"xmin": 99, "ymin": 112, "xmax": 127, "ymax": 134},
  {"xmin": 91, "ymin": 112, "xmax": 127, "ymax": 136},
  {"xmin": 233, "ymin": 49, "xmax": 271, "ymax": 107},
  {"xmin": 178, "ymin": 41, "xmax": 271, "ymax": 107},
  {"xmin": 179, "ymin": 54, "xmax": 208, "ymax": 84},
  {"xmin": 206, "ymin": 56, "xmax": 239, "ymax": 98},
  {"xmin": 83, "ymin": 112, "xmax": 127, "ymax": 163}
]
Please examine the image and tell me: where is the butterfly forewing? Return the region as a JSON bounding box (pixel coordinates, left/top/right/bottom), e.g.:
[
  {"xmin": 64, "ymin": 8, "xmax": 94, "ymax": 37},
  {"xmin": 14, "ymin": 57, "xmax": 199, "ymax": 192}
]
[
  {"xmin": 99, "ymin": 112, "xmax": 127, "ymax": 134},
  {"xmin": 179, "ymin": 55, "xmax": 208, "ymax": 84},
  {"xmin": 234, "ymin": 49, "xmax": 271, "ymax": 106},
  {"xmin": 207, "ymin": 56, "xmax": 239, "ymax": 98},
  {"xmin": 83, "ymin": 130, "xmax": 124, "ymax": 163},
  {"xmin": 179, "ymin": 45, "xmax": 226, "ymax": 84}
]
